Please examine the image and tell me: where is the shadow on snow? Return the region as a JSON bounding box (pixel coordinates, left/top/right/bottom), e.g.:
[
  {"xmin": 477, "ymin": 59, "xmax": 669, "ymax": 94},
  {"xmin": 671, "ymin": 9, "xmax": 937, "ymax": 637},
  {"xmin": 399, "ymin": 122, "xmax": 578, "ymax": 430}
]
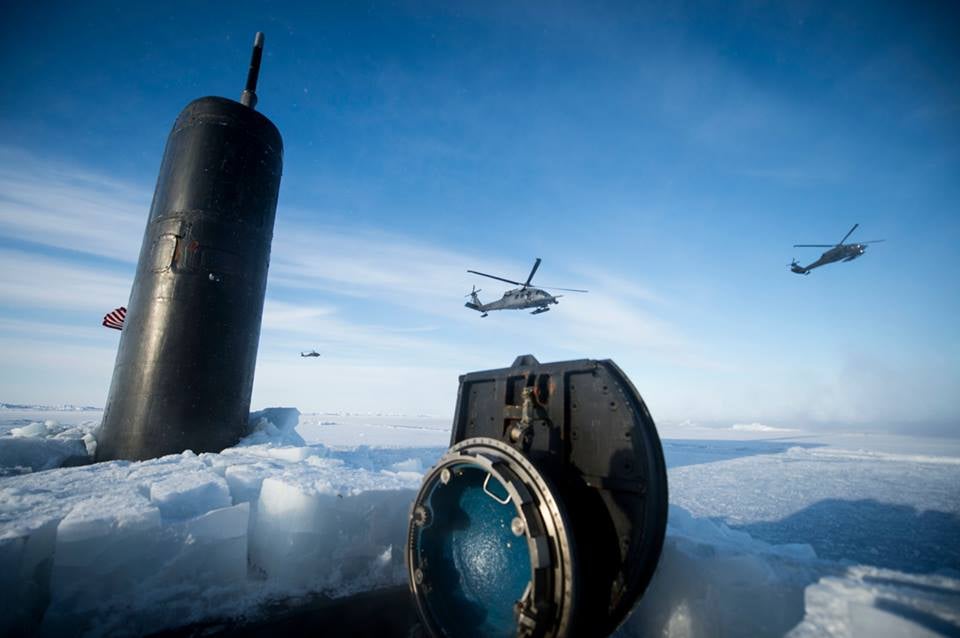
[{"xmin": 733, "ymin": 498, "xmax": 960, "ymax": 574}]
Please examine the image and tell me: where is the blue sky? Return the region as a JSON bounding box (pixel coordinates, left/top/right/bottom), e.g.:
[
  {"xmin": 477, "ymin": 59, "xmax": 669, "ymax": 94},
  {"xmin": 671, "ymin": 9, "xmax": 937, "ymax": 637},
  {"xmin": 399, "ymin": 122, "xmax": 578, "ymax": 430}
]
[{"xmin": 1, "ymin": 1, "xmax": 957, "ymax": 434}]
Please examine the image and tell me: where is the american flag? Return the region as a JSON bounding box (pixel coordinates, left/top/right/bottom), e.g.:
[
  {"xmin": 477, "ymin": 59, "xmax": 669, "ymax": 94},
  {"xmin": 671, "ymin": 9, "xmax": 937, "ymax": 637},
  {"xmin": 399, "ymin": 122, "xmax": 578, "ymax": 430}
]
[{"xmin": 102, "ymin": 306, "xmax": 126, "ymax": 331}]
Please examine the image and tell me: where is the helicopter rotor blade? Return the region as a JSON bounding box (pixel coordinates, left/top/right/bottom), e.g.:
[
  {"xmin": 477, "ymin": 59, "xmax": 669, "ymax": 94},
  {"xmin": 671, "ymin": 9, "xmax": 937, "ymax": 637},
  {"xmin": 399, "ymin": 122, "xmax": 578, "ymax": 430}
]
[
  {"xmin": 524, "ymin": 258, "xmax": 542, "ymax": 287},
  {"xmin": 540, "ymin": 286, "xmax": 589, "ymax": 293},
  {"xmin": 860, "ymin": 239, "xmax": 885, "ymax": 244},
  {"xmin": 839, "ymin": 223, "xmax": 859, "ymax": 245},
  {"xmin": 793, "ymin": 244, "xmax": 833, "ymax": 248},
  {"xmin": 467, "ymin": 270, "xmax": 523, "ymax": 286}
]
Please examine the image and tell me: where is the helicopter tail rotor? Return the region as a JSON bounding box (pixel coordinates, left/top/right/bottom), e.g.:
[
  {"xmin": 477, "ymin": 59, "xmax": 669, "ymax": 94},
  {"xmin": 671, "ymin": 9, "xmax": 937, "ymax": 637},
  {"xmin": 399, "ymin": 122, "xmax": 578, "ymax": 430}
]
[{"xmin": 464, "ymin": 286, "xmax": 485, "ymax": 313}]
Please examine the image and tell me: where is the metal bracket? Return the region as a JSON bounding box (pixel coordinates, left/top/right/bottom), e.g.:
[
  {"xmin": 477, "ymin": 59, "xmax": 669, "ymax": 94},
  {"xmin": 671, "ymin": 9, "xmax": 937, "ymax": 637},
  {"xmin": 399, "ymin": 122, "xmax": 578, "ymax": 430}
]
[{"xmin": 482, "ymin": 472, "xmax": 512, "ymax": 505}]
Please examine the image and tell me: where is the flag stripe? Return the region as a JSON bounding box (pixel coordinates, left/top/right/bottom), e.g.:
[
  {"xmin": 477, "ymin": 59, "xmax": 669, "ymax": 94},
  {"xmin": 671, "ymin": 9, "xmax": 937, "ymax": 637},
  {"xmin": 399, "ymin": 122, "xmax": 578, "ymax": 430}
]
[{"xmin": 102, "ymin": 306, "xmax": 126, "ymax": 330}]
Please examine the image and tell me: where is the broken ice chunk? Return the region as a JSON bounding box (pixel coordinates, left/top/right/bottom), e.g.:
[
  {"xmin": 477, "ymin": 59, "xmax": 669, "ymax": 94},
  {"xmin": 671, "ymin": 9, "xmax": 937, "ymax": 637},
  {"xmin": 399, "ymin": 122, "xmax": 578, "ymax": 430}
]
[{"xmin": 148, "ymin": 470, "xmax": 232, "ymax": 520}]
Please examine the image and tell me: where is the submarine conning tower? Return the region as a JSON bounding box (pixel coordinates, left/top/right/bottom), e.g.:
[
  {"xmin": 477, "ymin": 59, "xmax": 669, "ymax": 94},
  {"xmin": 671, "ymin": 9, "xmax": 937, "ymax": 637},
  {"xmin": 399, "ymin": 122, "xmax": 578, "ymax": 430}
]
[{"xmin": 96, "ymin": 33, "xmax": 283, "ymax": 462}]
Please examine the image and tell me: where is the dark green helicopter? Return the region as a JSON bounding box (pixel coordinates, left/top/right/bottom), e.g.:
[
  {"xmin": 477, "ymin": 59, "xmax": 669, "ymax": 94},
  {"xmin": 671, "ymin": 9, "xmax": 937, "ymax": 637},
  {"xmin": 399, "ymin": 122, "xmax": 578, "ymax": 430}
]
[{"xmin": 790, "ymin": 224, "xmax": 885, "ymax": 275}]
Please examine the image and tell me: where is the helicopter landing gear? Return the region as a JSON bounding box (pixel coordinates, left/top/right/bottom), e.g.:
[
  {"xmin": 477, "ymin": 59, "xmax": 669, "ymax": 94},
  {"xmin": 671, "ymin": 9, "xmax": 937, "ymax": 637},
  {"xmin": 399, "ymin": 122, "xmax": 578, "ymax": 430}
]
[
  {"xmin": 531, "ymin": 307, "xmax": 550, "ymax": 315},
  {"xmin": 481, "ymin": 312, "xmax": 488, "ymax": 318}
]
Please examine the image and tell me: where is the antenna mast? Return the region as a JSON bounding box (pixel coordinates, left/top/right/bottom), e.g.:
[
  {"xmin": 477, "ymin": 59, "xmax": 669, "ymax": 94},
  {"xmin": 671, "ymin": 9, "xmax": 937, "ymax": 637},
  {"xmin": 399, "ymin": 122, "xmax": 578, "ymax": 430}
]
[{"xmin": 240, "ymin": 32, "xmax": 265, "ymax": 110}]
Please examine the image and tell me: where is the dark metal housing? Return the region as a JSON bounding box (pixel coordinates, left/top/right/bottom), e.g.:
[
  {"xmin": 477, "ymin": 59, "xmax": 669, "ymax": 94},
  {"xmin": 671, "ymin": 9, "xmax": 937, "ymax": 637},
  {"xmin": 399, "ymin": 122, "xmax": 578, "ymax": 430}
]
[{"xmin": 408, "ymin": 355, "xmax": 668, "ymax": 637}]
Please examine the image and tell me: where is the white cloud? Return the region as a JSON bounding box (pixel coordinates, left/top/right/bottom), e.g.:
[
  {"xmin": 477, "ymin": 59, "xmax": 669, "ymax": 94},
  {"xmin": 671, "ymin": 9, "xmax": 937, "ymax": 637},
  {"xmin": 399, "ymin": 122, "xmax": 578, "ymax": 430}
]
[
  {"xmin": 259, "ymin": 299, "xmax": 461, "ymax": 361},
  {"xmin": 269, "ymin": 218, "xmax": 522, "ymax": 318},
  {"xmin": 0, "ymin": 249, "xmax": 131, "ymax": 312},
  {"xmin": 730, "ymin": 423, "xmax": 797, "ymax": 433},
  {"xmin": 8, "ymin": 148, "xmax": 952, "ymax": 433},
  {"xmin": 0, "ymin": 149, "xmax": 692, "ymax": 363},
  {"xmin": 0, "ymin": 150, "xmax": 703, "ymax": 411},
  {"xmin": 0, "ymin": 146, "xmax": 148, "ymax": 263}
]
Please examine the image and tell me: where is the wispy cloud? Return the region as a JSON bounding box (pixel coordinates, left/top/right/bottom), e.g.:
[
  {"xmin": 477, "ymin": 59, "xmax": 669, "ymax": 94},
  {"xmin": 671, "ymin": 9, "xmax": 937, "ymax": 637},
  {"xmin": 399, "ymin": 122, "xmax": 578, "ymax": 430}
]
[
  {"xmin": 0, "ymin": 146, "xmax": 148, "ymax": 262},
  {"xmin": 269, "ymin": 218, "xmax": 521, "ymax": 317},
  {"xmin": 259, "ymin": 300, "xmax": 460, "ymax": 362},
  {"xmin": 269, "ymin": 214, "xmax": 709, "ymax": 361},
  {"xmin": 0, "ymin": 149, "xmax": 705, "ymax": 410},
  {"xmin": 0, "ymin": 248, "xmax": 131, "ymax": 311}
]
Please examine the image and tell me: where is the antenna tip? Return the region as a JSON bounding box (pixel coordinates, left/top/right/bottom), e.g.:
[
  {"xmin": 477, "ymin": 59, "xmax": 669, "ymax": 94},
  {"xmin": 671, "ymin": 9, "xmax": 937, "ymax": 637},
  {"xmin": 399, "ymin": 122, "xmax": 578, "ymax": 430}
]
[{"xmin": 241, "ymin": 31, "xmax": 266, "ymax": 109}]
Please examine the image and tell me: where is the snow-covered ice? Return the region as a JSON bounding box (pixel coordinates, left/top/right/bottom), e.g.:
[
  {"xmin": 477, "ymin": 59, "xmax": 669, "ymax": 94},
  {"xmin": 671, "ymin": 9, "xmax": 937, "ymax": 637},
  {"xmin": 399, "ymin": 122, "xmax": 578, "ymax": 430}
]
[
  {"xmin": 0, "ymin": 415, "xmax": 97, "ymax": 476},
  {"xmin": 0, "ymin": 408, "xmax": 434, "ymax": 636},
  {"xmin": 1, "ymin": 408, "xmax": 958, "ymax": 637},
  {"xmin": 615, "ymin": 429, "xmax": 960, "ymax": 638}
]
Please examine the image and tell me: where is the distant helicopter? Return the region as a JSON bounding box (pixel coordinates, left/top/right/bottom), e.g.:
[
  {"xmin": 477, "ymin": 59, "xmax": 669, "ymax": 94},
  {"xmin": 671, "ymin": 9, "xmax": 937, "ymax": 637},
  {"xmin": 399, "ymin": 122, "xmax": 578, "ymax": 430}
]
[
  {"xmin": 300, "ymin": 350, "xmax": 321, "ymax": 358},
  {"xmin": 790, "ymin": 224, "xmax": 885, "ymax": 275},
  {"xmin": 465, "ymin": 258, "xmax": 588, "ymax": 317}
]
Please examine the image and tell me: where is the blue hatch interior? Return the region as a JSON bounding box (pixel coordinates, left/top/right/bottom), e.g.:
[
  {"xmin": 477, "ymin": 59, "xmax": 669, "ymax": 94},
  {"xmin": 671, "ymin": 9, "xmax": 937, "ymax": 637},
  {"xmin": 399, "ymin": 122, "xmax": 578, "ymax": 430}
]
[{"xmin": 413, "ymin": 463, "xmax": 532, "ymax": 638}]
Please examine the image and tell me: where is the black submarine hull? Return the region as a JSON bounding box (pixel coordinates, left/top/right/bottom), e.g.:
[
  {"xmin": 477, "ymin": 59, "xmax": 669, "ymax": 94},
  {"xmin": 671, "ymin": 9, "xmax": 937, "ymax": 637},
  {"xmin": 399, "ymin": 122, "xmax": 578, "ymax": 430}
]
[{"xmin": 96, "ymin": 96, "xmax": 283, "ymax": 462}]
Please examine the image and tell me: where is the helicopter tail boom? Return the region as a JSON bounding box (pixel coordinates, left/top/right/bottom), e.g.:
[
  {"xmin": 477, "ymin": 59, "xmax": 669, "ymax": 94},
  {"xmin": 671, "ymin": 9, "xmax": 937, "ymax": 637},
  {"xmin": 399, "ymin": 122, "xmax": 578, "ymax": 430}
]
[{"xmin": 464, "ymin": 301, "xmax": 489, "ymax": 317}]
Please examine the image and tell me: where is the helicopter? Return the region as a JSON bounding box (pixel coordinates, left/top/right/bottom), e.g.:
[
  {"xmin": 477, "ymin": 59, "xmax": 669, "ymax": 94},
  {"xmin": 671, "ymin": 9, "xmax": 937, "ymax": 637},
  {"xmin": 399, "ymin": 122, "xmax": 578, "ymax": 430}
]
[
  {"xmin": 465, "ymin": 258, "xmax": 588, "ymax": 317},
  {"xmin": 300, "ymin": 350, "xmax": 321, "ymax": 358},
  {"xmin": 790, "ymin": 224, "xmax": 885, "ymax": 275}
]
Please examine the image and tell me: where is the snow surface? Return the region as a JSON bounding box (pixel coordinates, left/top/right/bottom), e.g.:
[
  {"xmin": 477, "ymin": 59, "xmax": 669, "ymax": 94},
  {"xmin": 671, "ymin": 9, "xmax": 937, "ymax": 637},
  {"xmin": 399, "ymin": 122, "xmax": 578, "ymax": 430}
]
[
  {"xmin": 0, "ymin": 415, "xmax": 97, "ymax": 475},
  {"xmin": 0, "ymin": 409, "xmax": 958, "ymax": 637}
]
